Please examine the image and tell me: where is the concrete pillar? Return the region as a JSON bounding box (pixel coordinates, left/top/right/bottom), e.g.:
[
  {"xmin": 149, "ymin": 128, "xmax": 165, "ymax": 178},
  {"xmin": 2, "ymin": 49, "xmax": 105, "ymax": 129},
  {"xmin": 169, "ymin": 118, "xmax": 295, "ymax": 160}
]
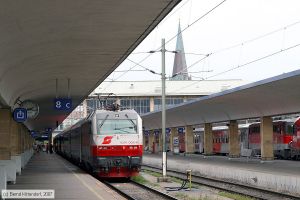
[
  {"xmin": 183, "ymin": 96, "xmax": 187, "ymax": 102},
  {"xmin": 149, "ymin": 97, "xmax": 154, "ymax": 112},
  {"xmin": 185, "ymin": 125, "xmax": 194, "ymax": 153},
  {"xmin": 143, "ymin": 132, "xmax": 146, "ymax": 150},
  {"xmin": 0, "ymin": 109, "xmax": 11, "ymax": 160},
  {"xmin": 20, "ymin": 126, "xmax": 26, "ymax": 169},
  {"xmin": 0, "ymin": 109, "xmax": 16, "ymax": 183},
  {"xmin": 229, "ymin": 120, "xmax": 240, "ymax": 157},
  {"xmin": 0, "ymin": 109, "xmax": 10, "ymax": 190},
  {"xmin": 10, "ymin": 121, "xmax": 22, "ymax": 175},
  {"xmin": 169, "ymin": 128, "xmax": 175, "ymax": 152},
  {"xmin": 10, "ymin": 121, "xmax": 18, "ymax": 156},
  {"xmin": 148, "ymin": 130, "xmax": 155, "ymax": 153},
  {"xmin": 158, "ymin": 130, "xmax": 162, "ymax": 152},
  {"xmin": 204, "ymin": 123, "xmax": 213, "ymax": 155},
  {"xmin": 261, "ymin": 116, "xmax": 274, "ymax": 160}
]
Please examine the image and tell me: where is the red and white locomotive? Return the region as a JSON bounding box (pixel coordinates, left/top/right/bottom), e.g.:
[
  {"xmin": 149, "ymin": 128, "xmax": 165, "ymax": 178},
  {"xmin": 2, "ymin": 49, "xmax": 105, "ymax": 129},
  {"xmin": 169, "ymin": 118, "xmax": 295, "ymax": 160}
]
[{"xmin": 54, "ymin": 105, "xmax": 143, "ymax": 178}]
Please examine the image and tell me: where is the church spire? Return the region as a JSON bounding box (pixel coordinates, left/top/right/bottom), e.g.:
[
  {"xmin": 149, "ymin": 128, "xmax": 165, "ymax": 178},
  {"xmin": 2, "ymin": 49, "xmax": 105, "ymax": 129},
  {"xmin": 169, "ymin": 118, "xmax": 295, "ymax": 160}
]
[{"xmin": 171, "ymin": 22, "xmax": 190, "ymax": 80}]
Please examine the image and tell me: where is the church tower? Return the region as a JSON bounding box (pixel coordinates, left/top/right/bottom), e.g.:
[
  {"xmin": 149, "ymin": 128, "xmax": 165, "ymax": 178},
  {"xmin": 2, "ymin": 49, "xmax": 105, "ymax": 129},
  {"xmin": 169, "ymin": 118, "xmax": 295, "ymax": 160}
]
[{"xmin": 171, "ymin": 22, "xmax": 190, "ymax": 80}]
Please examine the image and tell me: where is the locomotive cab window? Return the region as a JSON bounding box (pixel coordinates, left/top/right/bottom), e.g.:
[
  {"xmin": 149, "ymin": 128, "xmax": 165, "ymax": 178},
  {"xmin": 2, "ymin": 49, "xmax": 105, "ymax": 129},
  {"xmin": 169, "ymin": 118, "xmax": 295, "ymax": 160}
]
[{"xmin": 97, "ymin": 119, "xmax": 137, "ymax": 135}]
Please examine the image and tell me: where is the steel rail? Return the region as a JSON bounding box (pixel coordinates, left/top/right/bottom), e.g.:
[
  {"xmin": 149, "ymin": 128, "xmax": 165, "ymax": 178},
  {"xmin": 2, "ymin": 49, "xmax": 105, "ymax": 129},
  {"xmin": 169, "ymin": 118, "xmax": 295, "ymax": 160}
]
[
  {"xmin": 142, "ymin": 164, "xmax": 299, "ymax": 200},
  {"xmin": 103, "ymin": 180, "xmax": 179, "ymax": 200}
]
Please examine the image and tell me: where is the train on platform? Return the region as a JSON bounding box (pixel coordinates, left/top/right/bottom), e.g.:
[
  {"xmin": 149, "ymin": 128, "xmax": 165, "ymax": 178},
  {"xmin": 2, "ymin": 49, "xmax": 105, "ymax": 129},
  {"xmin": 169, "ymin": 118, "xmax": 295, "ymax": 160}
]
[
  {"xmin": 53, "ymin": 104, "xmax": 143, "ymax": 178},
  {"xmin": 193, "ymin": 117, "xmax": 300, "ymax": 159}
]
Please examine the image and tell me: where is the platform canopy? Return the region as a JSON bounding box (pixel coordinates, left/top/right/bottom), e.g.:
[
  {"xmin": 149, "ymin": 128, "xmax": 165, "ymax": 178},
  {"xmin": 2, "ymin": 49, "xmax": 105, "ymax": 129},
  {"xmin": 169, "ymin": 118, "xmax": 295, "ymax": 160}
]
[
  {"xmin": 142, "ymin": 69, "xmax": 300, "ymax": 130},
  {"xmin": 0, "ymin": 0, "xmax": 181, "ymax": 132}
]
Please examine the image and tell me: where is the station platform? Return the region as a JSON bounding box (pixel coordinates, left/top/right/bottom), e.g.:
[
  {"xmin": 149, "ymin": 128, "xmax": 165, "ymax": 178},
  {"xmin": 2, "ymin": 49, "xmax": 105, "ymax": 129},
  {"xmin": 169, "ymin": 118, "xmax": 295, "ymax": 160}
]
[
  {"xmin": 142, "ymin": 153, "xmax": 300, "ymax": 197},
  {"xmin": 7, "ymin": 153, "xmax": 125, "ymax": 200}
]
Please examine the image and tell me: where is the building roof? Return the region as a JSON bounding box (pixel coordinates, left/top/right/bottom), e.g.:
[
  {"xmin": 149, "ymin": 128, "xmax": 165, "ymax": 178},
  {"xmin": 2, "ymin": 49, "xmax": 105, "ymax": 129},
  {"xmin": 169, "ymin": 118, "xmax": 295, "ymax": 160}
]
[
  {"xmin": 0, "ymin": 0, "xmax": 180, "ymax": 132},
  {"xmin": 92, "ymin": 79, "xmax": 247, "ymax": 97},
  {"xmin": 141, "ymin": 69, "xmax": 300, "ymax": 130}
]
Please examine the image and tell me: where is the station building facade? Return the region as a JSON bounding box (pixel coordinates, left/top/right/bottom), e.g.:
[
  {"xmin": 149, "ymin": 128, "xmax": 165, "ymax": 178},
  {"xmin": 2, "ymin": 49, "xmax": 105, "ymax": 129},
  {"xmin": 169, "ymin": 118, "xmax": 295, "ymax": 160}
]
[
  {"xmin": 85, "ymin": 79, "xmax": 246, "ymax": 115},
  {"xmin": 58, "ymin": 78, "xmax": 247, "ymax": 133}
]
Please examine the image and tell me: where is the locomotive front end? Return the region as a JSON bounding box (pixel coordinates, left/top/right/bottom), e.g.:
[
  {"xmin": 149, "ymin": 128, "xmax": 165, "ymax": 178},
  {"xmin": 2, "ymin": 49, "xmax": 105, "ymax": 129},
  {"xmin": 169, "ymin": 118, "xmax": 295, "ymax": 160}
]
[{"xmin": 92, "ymin": 109, "xmax": 143, "ymax": 178}]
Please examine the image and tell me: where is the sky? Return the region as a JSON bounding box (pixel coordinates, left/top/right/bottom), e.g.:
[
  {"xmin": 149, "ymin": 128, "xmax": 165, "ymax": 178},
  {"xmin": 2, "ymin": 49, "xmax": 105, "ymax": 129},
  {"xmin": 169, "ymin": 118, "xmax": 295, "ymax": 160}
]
[{"xmin": 101, "ymin": 0, "xmax": 300, "ymax": 92}]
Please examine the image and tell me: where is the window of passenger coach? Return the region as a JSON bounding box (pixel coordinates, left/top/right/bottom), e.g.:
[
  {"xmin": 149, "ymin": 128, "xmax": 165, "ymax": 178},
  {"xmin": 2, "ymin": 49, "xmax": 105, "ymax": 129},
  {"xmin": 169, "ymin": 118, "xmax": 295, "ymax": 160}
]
[{"xmin": 97, "ymin": 119, "xmax": 137, "ymax": 135}]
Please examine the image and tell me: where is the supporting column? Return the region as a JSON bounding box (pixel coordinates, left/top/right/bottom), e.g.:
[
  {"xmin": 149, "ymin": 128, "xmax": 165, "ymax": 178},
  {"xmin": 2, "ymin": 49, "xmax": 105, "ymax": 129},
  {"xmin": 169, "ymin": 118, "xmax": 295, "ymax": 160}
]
[
  {"xmin": 0, "ymin": 109, "xmax": 11, "ymax": 160},
  {"xmin": 143, "ymin": 132, "xmax": 147, "ymax": 150},
  {"xmin": 0, "ymin": 109, "xmax": 10, "ymax": 191},
  {"xmin": 204, "ymin": 123, "xmax": 213, "ymax": 155},
  {"xmin": 172, "ymin": 127, "xmax": 179, "ymax": 154},
  {"xmin": 261, "ymin": 116, "xmax": 274, "ymax": 160},
  {"xmin": 10, "ymin": 121, "xmax": 22, "ymax": 175},
  {"xmin": 148, "ymin": 130, "xmax": 155, "ymax": 153},
  {"xmin": 149, "ymin": 97, "xmax": 154, "ymax": 112},
  {"xmin": 169, "ymin": 128, "xmax": 175, "ymax": 153},
  {"xmin": 20, "ymin": 126, "xmax": 26, "ymax": 169},
  {"xmin": 158, "ymin": 130, "xmax": 163, "ymax": 152},
  {"xmin": 229, "ymin": 120, "xmax": 240, "ymax": 157},
  {"xmin": 0, "ymin": 109, "xmax": 16, "ymax": 184},
  {"xmin": 185, "ymin": 125, "xmax": 194, "ymax": 153}
]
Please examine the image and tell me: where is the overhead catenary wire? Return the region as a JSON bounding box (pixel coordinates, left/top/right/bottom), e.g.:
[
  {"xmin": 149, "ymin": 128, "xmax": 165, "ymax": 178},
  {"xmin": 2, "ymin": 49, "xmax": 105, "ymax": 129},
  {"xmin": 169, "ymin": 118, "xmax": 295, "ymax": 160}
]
[
  {"xmin": 169, "ymin": 19, "xmax": 300, "ymax": 79},
  {"xmin": 105, "ymin": 17, "xmax": 300, "ymax": 90},
  {"xmin": 164, "ymin": 0, "xmax": 227, "ymax": 47},
  {"xmin": 211, "ymin": 19, "xmax": 300, "ymax": 55},
  {"xmin": 100, "ymin": 2, "xmax": 300, "ymax": 93},
  {"xmin": 99, "ymin": 0, "xmax": 228, "ymax": 93},
  {"xmin": 169, "ymin": 42, "xmax": 300, "ymax": 93}
]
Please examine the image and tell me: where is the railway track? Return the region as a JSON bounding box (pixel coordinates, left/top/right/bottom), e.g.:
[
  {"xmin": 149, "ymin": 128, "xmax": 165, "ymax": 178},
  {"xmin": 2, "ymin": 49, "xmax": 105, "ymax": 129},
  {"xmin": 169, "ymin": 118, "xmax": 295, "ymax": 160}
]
[
  {"xmin": 104, "ymin": 180, "xmax": 179, "ymax": 200},
  {"xmin": 142, "ymin": 164, "xmax": 299, "ymax": 200}
]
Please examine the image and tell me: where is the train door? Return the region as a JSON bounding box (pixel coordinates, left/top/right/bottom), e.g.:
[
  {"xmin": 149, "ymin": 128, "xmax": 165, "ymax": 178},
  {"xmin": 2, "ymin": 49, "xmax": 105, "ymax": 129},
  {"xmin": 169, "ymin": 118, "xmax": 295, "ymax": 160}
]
[
  {"xmin": 291, "ymin": 121, "xmax": 300, "ymax": 159},
  {"xmin": 194, "ymin": 132, "xmax": 200, "ymax": 153},
  {"xmin": 273, "ymin": 122, "xmax": 281, "ymax": 152},
  {"xmin": 194, "ymin": 130, "xmax": 203, "ymax": 153},
  {"xmin": 248, "ymin": 124, "xmax": 261, "ymax": 156},
  {"xmin": 240, "ymin": 127, "xmax": 249, "ymax": 150}
]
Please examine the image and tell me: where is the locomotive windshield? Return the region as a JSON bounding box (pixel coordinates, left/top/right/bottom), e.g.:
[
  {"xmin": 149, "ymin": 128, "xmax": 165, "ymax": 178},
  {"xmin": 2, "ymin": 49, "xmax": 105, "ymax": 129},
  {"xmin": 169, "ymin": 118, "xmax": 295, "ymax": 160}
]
[{"xmin": 97, "ymin": 119, "xmax": 137, "ymax": 135}]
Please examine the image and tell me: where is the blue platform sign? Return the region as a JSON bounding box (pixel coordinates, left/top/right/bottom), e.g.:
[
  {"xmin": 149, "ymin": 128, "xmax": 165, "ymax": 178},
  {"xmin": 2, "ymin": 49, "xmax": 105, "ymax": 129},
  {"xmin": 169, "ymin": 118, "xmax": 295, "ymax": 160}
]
[
  {"xmin": 166, "ymin": 128, "xmax": 171, "ymax": 134},
  {"xmin": 30, "ymin": 131, "xmax": 38, "ymax": 137},
  {"xmin": 54, "ymin": 98, "xmax": 72, "ymax": 111},
  {"xmin": 178, "ymin": 127, "xmax": 184, "ymax": 134},
  {"xmin": 13, "ymin": 108, "xmax": 27, "ymax": 122}
]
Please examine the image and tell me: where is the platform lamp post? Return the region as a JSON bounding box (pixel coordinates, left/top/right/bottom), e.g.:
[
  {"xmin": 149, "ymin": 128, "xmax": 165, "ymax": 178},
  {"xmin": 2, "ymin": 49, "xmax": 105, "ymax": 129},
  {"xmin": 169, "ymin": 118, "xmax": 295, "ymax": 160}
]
[
  {"xmin": 161, "ymin": 38, "xmax": 167, "ymax": 178},
  {"xmin": 149, "ymin": 39, "xmax": 176, "ymax": 179}
]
